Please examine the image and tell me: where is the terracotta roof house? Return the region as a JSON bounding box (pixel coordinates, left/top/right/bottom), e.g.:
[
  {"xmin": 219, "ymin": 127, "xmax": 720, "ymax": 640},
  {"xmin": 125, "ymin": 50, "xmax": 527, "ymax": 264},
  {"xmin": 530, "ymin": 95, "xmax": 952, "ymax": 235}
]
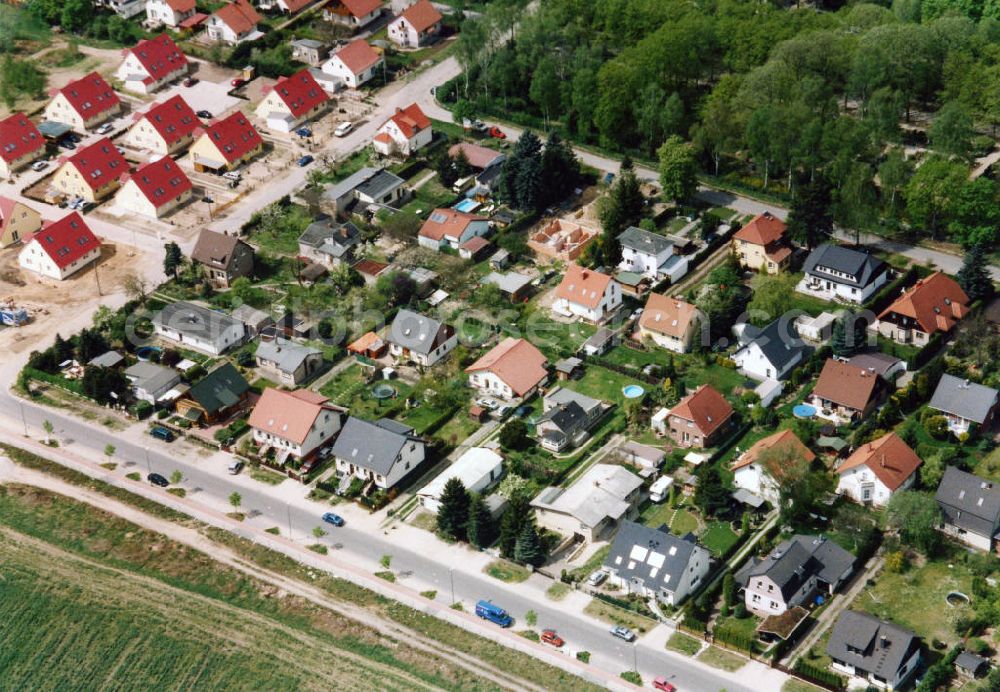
[
  {"xmin": 387, "ymin": 0, "xmax": 442, "ymax": 47},
  {"xmin": 808, "ymin": 358, "xmax": 889, "ymax": 424},
  {"xmin": 249, "ymin": 388, "xmax": 344, "ymax": 463},
  {"xmin": 51, "ymin": 138, "xmax": 128, "ymax": 203},
  {"xmin": 125, "ymin": 95, "xmax": 200, "ymax": 156},
  {"xmin": 552, "ymin": 264, "xmax": 622, "ymax": 324},
  {"xmin": 448, "ymin": 142, "xmax": 504, "ymax": 170},
  {"xmin": 321, "ymin": 39, "xmax": 384, "ymax": 89},
  {"xmin": 638, "ymin": 294, "xmax": 703, "ymax": 353},
  {"xmin": 323, "ymin": 0, "xmax": 384, "ymax": 28},
  {"xmin": 189, "ymin": 111, "xmax": 263, "ymax": 172},
  {"xmin": 936, "ymin": 466, "xmax": 1000, "ymax": 552},
  {"xmin": 353, "ymin": 258, "xmax": 391, "ymax": 285},
  {"xmin": 827, "ymin": 612, "xmax": 922, "ymax": 691},
  {"xmin": 0, "ymin": 113, "xmax": 45, "ymax": 178},
  {"xmin": 255, "ymin": 69, "xmax": 330, "ymax": 132},
  {"xmin": 666, "ymin": 384, "xmax": 736, "ymax": 449},
  {"xmin": 115, "ymin": 34, "xmax": 188, "ymax": 95},
  {"xmin": 732, "ymin": 429, "xmax": 815, "ymax": 505},
  {"xmin": 146, "ymin": 0, "xmax": 198, "ymax": 28},
  {"xmin": 190, "ymin": 229, "xmax": 254, "ymax": 287},
  {"xmin": 43, "ymin": 72, "xmax": 122, "ymax": 132},
  {"xmin": 17, "ymin": 212, "xmax": 100, "ymax": 281},
  {"xmin": 371, "ymin": 103, "xmax": 432, "ymax": 157},
  {"xmin": 114, "ymin": 156, "xmax": 193, "ymax": 219},
  {"xmin": 347, "ymin": 330, "xmax": 387, "ymax": 359},
  {"xmin": 873, "ymin": 271, "xmax": 969, "ymax": 345},
  {"xmin": 465, "ymin": 337, "xmax": 548, "ymax": 400},
  {"xmin": 417, "ymin": 208, "xmax": 489, "ymax": 251},
  {"xmin": 272, "ymin": 0, "xmax": 316, "ymax": 14},
  {"xmin": 387, "ymin": 309, "xmax": 457, "ymax": 366},
  {"xmin": 528, "ymin": 219, "xmax": 599, "ymax": 262},
  {"xmin": 205, "ymin": 0, "xmax": 262, "ymax": 44},
  {"xmin": 797, "ymin": 244, "xmax": 889, "ymax": 304},
  {"xmin": 836, "ymin": 432, "xmax": 921, "ymax": 507},
  {"xmin": 929, "ymin": 373, "xmax": 1000, "ymax": 437},
  {"xmin": 0, "ymin": 196, "xmax": 42, "ymax": 249},
  {"xmin": 732, "ymin": 211, "xmax": 792, "ymax": 274}
]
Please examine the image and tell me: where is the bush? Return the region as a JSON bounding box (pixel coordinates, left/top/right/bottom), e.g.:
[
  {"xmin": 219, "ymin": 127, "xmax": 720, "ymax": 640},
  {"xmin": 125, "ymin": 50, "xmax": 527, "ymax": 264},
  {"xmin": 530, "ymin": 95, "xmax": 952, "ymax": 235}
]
[
  {"xmin": 793, "ymin": 660, "xmax": 844, "ymax": 689},
  {"xmin": 967, "ymin": 638, "xmax": 990, "ymax": 655}
]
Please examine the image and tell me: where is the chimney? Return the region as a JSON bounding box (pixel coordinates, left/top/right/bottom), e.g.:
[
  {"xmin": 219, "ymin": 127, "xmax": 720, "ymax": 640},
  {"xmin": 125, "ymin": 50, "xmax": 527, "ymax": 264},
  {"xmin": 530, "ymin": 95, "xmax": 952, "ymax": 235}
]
[{"xmin": 581, "ymin": 270, "xmax": 589, "ymax": 279}]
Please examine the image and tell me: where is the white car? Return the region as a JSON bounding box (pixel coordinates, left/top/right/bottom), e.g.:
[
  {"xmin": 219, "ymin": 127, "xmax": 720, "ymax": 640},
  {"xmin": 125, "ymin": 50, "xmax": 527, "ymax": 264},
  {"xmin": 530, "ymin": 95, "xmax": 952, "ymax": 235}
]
[
  {"xmin": 334, "ymin": 121, "xmax": 353, "ymax": 137},
  {"xmin": 222, "ymin": 170, "xmax": 242, "ymax": 181},
  {"xmin": 475, "ymin": 397, "xmax": 499, "ymax": 410},
  {"xmin": 30, "ymin": 160, "xmax": 48, "ymax": 172},
  {"xmin": 96, "ymin": 123, "xmax": 113, "ymax": 135},
  {"xmin": 228, "ymin": 460, "xmax": 244, "ymax": 475}
]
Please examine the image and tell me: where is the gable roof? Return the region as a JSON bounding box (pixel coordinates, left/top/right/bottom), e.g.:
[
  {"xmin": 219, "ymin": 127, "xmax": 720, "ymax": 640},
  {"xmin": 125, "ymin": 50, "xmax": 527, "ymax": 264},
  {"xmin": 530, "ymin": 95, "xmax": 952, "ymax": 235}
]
[
  {"xmin": 929, "ymin": 373, "xmax": 1000, "ymax": 425},
  {"xmin": 213, "ymin": 0, "xmax": 260, "ymax": 33},
  {"xmin": 191, "ymin": 229, "xmax": 249, "ymax": 270},
  {"xmin": 332, "ymin": 39, "xmax": 382, "ymax": 75},
  {"xmin": 164, "ymin": 0, "xmax": 196, "ymax": 11},
  {"xmin": 299, "ymin": 217, "xmax": 361, "ymax": 257},
  {"xmin": 878, "ymin": 271, "xmax": 969, "ymax": 334},
  {"xmin": 331, "ymin": 416, "xmax": 420, "ymax": 475},
  {"xmin": 123, "ymin": 156, "xmax": 192, "ymax": 207},
  {"xmin": 803, "ymin": 244, "xmax": 887, "ymax": 288},
  {"xmin": 61, "ymin": 137, "xmax": 127, "ymax": 191},
  {"xmin": 0, "ymin": 113, "xmax": 44, "ymax": 164},
  {"xmin": 448, "ymin": 142, "xmax": 503, "ymax": 170},
  {"xmin": 52, "ymin": 72, "xmax": 120, "ymax": 122},
  {"xmin": 0, "ymin": 197, "xmax": 38, "ymax": 235},
  {"xmin": 382, "ymin": 103, "xmax": 430, "ymax": 139},
  {"xmin": 669, "ymin": 384, "xmax": 734, "ymax": 438},
  {"xmin": 734, "ymin": 211, "xmax": 787, "ymax": 246},
  {"xmin": 935, "ymin": 465, "xmax": 1000, "ymax": 537},
  {"xmin": 555, "ymin": 264, "xmax": 615, "ymax": 310},
  {"xmin": 736, "ymin": 318, "xmax": 811, "ymax": 375},
  {"xmin": 125, "ymin": 34, "xmax": 188, "ymax": 83},
  {"xmin": 396, "ymin": 0, "xmax": 441, "ymax": 32},
  {"xmin": 266, "ymin": 69, "xmax": 328, "ymax": 118},
  {"xmin": 743, "ymin": 534, "xmax": 854, "ymax": 597},
  {"xmin": 134, "ymin": 95, "xmax": 199, "ymax": 146},
  {"xmin": 419, "ymin": 208, "xmax": 483, "ymax": 242},
  {"xmin": 604, "ymin": 521, "xmax": 704, "ymax": 594},
  {"xmin": 639, "ymin": 293, "xmax": 700, "ymax": 339},
  {"xmin": 846, "ymin": 352, "xmax": 903, "ymax": 379},
  {"xmin": 812, "ymin": 358, "xmax": 883, "ymax": 411},
  {"xmin": 255, "ymin": 337, "xmax": 322, "ymax": 375},
  {"xmin": 465, "ymin": 337, "xmax": 548, "ymax": 397},
  {"xmin": 618, "ymin": 226, "xmax": 674, "ymax": 256},
  {"xmin": 153, "ymin": 300, "xmax": 243, "ymax": 341},
  {"xmin": 29, "ymin": 212, "xmax": 99, "ymax": 269},
  {"xmin": 187, "ymin": 363, "xmax": 249, "ymax": 413},
  {"xmin": 340, "ymin": 0, "xmax": 383, "ymax": 17},
  {"xmin": 837, "ymin": 432, "xmax": 921, "ymax": 491},
  {"xmin": 531, "ymin": 464, "xmax": 642, "ymax": 528},
  {"xmin": 197, "ymin": 111, "xmax": 262, "ymax": 163},
  {"xmin": 826, "ymin": 611, "xmax": 920, "ymax": 681},
  {"xmin": 733, "ymin": 429, "xmax": 814, "ymax": 471},
  {"xmin": 248, "ymin": 387, "xmax": 335, "ymax": 444},
  {"xmin": 388, "ymin": 309, "xmax": 451, "ymax": 355}
]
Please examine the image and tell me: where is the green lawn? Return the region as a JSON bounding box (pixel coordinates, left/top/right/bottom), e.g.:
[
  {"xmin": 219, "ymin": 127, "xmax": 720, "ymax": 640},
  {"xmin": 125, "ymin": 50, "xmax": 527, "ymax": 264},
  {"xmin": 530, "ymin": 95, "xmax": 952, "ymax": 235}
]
[
  {"xmin": 569, "ymin": 545, "xmax": 610, "ymax": 582},
  {"xmin": 976, "ymin": 446, "xmax": 1000, "ymax": 483},
  {"xmin": 714, "ymin": 615, "xmax": 759, "ymax": 642},
  {"xmin": 671, "ymin": 508, "xmax": 700, "ymax": 535},
  {"xmin": 484, "ymin": 560, "xmax": 530, "ymax": 583},
  {"xmin": 678, "ymin": 361, "xmax": 749, "ymax": 398},
  {"xmin": 697, "ymin": 646, "xmax": 746, "ymax": 672},
  {"xmin": 600, "ymin": 344, "xmax": 663, "ymax": 371},
  {"xmin": 562, "ymin": 364, "xmax": 644, "ymax": 407},
  {"xmin": 666, "ymin": 632, "xmax": 703, "ymax": 656},
  {"xmin": 782, "ymin": 679, "xmax": 824, "ymax": 692},
  {"xmin": 583, "ymin": 599, "xmax": 657, "ymax": 635},
  {"xmin": 707, "ymin": 207, "xmax": 738, "ymax": 221},
  {"xmin": 248, "ymin": 203, "xmax": 313, "ymax": 256},
  {"xmin": 546, "ymin": 582, "xmax": 572, "ymax": 601},
  {"xmin": 701, "ymin": 521, "xmax": 740, "ymax": 556},
  {"xmin": 639, "ymin": 500, "xmax": 675, "ymax": 530},
  {"xmin": 507, "ymin": 311, "xmax": 597, "ymax": 360}
]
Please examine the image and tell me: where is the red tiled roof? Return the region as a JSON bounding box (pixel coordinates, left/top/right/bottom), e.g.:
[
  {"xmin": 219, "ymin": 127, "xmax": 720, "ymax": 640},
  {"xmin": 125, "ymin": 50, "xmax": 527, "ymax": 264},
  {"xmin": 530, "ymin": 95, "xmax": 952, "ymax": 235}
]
[
  {"xmin": 639, "ymin": 293, "xmax": 700, "ymax": 338},
  {"xmin": 397, "ymin": 0, "xmax": 441, "ymax": 32},
  {"xmin": 341, "ymin": 0, "xmax": 382, "ymax": 18},
  {"xmin": 249, "ymin": 388, "xmax": 334, "ymax": 446},
  {"xmin": 838, "ymin": 432, "xmax": 922, "ymax": 491},
  {"xmin": 353, "ymin": 258, "xmax": 389, "ymax": 276},
  {"xmin": 812, "ymin": 359, "xmax": 882, "ymax": 411},
  {"xmin": 123, "ymin": 156, "xmax": 192, "ymax": 208},
  {"xmin": 166, "ymin": 0, "xmax": 196, "ymax": 11},
  {"xmin": 555, "ymin": 263, "xmax": 614, "ymax": 310},
  {"xmin": 125, "ymin": 34, "xmax": 188, "ymax": 84},
  {"xmin": 669, "ymin": 384, "xmax": 734, "ymax": 438},
  {"xmin": 419, "ymin": 208, "xmax": 482, "ymax": 242},
  {"xmin": 878, "ymin": 271, "xmax": 969, "ymax": 335},
  {"xmin": 61, "ymin": 137, "xmax": 127, "ymax": 191},
  {"xmin": 465, "ymin": 337, "xmax": 548, "ymax": 397},
  {"xmin": 179, "ymin": 12, "xmax": 207, "ymax": 27},
  {"xmin": 53, "ymin": 72, "xmax": 120, "ymax": 122},
  {"xmin": 734, "ymin": 211, "xmax": 787, "ymax": 246},
  {"xmin": 383, "ymin": 103, "xmax": 430, "ymax": 139},
  {"xmin": 281, "ymin": 0, "xmax": 314, "ymax": 11},
  {"xmin": 267, "ymin": 69, "xmax": 328, "ymax": 118},
  {"xmin": 448, "ymin": 142, "xmax": 502, "ymax": 170},
  {"xmin": 199, "ymin": 111, "xmax": 262, "ymax": 163},
  {"xmin": 732, "ymin": 429, "xmax": 814, "ymax": 471},
  {"xmin": 135, "ymin": 95, "xmax": 199, "ymax": 146},
  {"xmin": 460, "ymin": 235, "xmax": 490, "ymax": 253},
  {"xmin": 31, "ymin": 212, "xmax": 100, "ymax": 269},
  {"xmin": 213, "ymin": 0, "xmax": 260, "ymax": 34},
  {"xmin": 333, "ymin": 39, "xmax": 381, "ymax": 75},
  {"xmin": 0, "ymin": 113, "xmax": 44, "ymax": 164}
]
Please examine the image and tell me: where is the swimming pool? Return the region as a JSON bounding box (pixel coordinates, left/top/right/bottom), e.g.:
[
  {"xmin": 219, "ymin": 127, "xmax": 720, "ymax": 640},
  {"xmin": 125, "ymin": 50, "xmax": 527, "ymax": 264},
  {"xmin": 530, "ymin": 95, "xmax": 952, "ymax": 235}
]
[
  {"xmin": 622, "ymin": 385, "xmax": 645, "ymax": 399},
  {"xmin": 454, "ymin": 198, "xmax": 481, "ymax": 213},
  {"xmin": 793, "ymin": 404, "xmax": 817, "ymax": 419}
]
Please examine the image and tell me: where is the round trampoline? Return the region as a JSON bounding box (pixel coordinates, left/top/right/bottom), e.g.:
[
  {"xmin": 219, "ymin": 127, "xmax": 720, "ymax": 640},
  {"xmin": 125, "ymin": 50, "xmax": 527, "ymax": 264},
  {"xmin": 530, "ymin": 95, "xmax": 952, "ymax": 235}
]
[
  {"xmin": 136, "ymin": 346, "xmax": 162, "ymax": 361},
  {"xmin": 371, "ymin": 383, "xmax": 397, "ymax": 400}
]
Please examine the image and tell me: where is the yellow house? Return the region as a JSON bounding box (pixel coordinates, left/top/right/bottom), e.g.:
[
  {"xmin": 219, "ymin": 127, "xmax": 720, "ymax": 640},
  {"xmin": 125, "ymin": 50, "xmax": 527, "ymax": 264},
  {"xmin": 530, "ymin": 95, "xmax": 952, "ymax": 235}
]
[
  {"xmin": 189, "ymin": 111, "xmax": 263, "ymax": 173},
  {"xmin": 51, "ymin": 138, "xmax": 129, "ymax": 203},
  {"xmin": 0, "ymin": 197, "xmax": 43, "ymax": 248},
  {"xmin": 253, "ymin": 69, "xmax": 329, "ymax": 133},
  {"xmin": 732, "ymin": 211, "xmax": 793, "ymax": 274}
]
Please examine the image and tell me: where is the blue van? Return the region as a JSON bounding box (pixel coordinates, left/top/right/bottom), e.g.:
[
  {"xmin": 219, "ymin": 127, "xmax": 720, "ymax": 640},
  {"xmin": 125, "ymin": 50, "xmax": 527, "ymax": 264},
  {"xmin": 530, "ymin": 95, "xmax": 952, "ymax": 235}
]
[{"xmin": 475, "ymin": 600, "xmax": 513, "ymax": 627}]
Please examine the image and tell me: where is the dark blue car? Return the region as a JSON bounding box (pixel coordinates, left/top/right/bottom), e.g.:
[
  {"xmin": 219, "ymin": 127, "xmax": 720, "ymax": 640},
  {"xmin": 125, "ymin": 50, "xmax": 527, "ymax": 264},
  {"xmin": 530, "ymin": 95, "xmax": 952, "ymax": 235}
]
[
  {"xmin": 295, "ymin": 127, "xmax": 312, "ymax": 137},
  {"xmin": 297, "ymin": 154, "xmax": 314, "ymax": 167},
  {"xmin": 322, "ymin": 512, "xmax": 344, "ymax": 527}
]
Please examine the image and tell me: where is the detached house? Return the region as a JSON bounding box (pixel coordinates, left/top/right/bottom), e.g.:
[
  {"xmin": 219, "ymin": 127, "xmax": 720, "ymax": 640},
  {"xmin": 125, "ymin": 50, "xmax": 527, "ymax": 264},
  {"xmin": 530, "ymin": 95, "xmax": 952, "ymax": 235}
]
[
  {"xmin": 372, "ymin": 103, "xmax": 432, "ymax": 157},
  {"xmin": 603, "ymin": 521, "xmax": 711, "ymax": 607},
  {"xmin": 552, "ymin": 264, "xmax": 622, "ymax": 323},
  {"xmin": 797, "ymin": 244, "xmax": 889, "ymax": 304},
  {"xmin": 0, "ymin": 113, "xmax": 45, "ymax": 179},
  {"xmin": 808, "ymin": 358, "xmax": 889, "ymax": 424},
  {"xmin": 115, "ymin": 156, "xmax": 192, "ymax": 219},
  {"xmin": 190, "ymin": 111, "xmax": 263, "ymax": 173},
  {"xmin": 249, "ymin": 388, "xmax": 343, "ymax": 463},
  {"xmin": 872, "ymin": 271, "xmax": 969, "ymax": 345},
  {"xmin": 254, "ymin": 69, "xmax": 329, "ymax": 133},
  {"xmin": 387, "ymin": 309, "xmax": 456, "ymax": 366},
  {"xmin": 827, "ymin": 612, "xmax": 921, "ymax": 691},
  {"xmin": 732, "ymin": 318, "xmax": 810, "ymax": 382},
  {"xmin": 255, "ymin": 337, "xmax": 324, "ymax": 386},
  {"xmin": 125, "ymin": 95, "xmax": 200, "ymax": 156},
  {"xmin": 321, "ymin": 39, "xmax": 383, "ymax": 89},
  {"xmin": 387, "ymin": 0, "xmax": 442, "ymax": 48},
  {"xmin": 51, "ymin": 138, "xmax": 128, "ymax": 203},
  {"xmin": 418, "ymin": 447, "xmax": 504, "ymax": 513},
  {"xmin": 324, "ymin": 0, "xmax": 383, "ymax": 28},
  {"xmin": 666, "ymin": 384, "xmax": 736, "ymax": 449},
  {"xmin": 0, "ymin": 197, "xmax": 42, "ymax": 249},
  {"xmin": 929, "ymin": 374, "xmax": 1000, "ymax": 437},
  {"xmin": 417, "ymin": 208, "xmax": 489, "ymax": 251},
  {"xmin": 617, "ymin": 226, "xmax": 688, "ymax": 283},
  {"xmin": 732, "ymin": 211, "xmax": 792, "ymax": 274},
  {"xmin": 331, "ymin": 416, "xmax": 425, "ymax": 491},
  {"xmin": 528, "ymin": 219, "xmax": 599, "ymax": 263},
  {"xmin": 935, "ymin": 466, "xmax": 1000, "ymax": 552},
  {"xmin": 176, "ymin": 363, "xmax": 251, "ymax": 424},
  {"xmin": 298, "ymin": 217, "xmax": 362, "ymax": 267},
  {"xmin": 465, "ymin": 337, "xmax": 548, "ymax": 401},
  {"xmin": 637, "ymin": 294, "xmax": 703, "ymax": 353},
  {"xmin": 115, "ymin": 34, "xmax": 188, "ymax": 94},
  {"xmin": 146, "ymin": 0, "xmax": 198, "ymax": 28},
  {"xmin": 205, "ymin": 0, "xmax": 262, "ymax": 44},
  {"xmin": 43, "ymin": 72, "xmax": 121, "ymax": 132},
  {"xmin": 17, "ymin": 212, "xmax": 100, "ymax": 281},
  {"xmin": 532, "ymin": 464, "xmax": 643, "ymax": 542},
  {"xmin": 537, "ymin": 387, "xmax": 604, "ymax": 452},
  {"xmin": 836, "ymin": 432, "xmax": 921, "ymax": 507},
  {"xmin": 152, "ymin": 301, "xmax": 245, "ymax": 355},
  {"xmin": 732, "ymin": 429, "xmax": 815, "ymax": 506},
  {"xmin": 190, "ymin": 229, "xmax": 254, "ymax": 287}
]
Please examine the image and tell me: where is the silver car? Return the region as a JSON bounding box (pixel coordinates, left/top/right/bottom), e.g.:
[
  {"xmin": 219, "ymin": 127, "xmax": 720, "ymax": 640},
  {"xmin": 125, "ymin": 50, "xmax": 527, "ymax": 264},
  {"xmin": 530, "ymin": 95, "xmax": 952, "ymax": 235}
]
[{"xmin": 587, "ymin": 570, "xmax": 608, "ymax": 587}]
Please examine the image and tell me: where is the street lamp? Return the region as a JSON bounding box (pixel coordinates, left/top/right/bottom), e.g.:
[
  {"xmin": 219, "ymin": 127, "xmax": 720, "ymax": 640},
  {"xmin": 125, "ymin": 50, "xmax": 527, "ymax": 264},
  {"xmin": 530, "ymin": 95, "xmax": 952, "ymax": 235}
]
[
  {"xmin": 203, "ymin": 196, "xmax": 215, "ymax": 220},
  {"xmin": 632, "ymin": 642, "xmax": 638, "ymax": 673},
  {"xmin": 18, "ymin": 400, "xmax": 28, "ymax": 436},
  {"xmin": 449, "ymin": 567, "xmax": 455, "ymax": 605},
  {"xmin": 286, "ymin": 503, "xmax": 292, "ymax": 538},
  {"xmin": 143, "ymin": 446, "xmax": 151, "ymax": 474}
]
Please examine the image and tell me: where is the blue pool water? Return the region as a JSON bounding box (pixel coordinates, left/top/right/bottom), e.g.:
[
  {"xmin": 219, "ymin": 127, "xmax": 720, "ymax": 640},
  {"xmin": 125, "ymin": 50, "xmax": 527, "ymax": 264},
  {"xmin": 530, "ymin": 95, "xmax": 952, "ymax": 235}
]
[
  {"xmin": 622, "ymin": 385, "xmax": 645, "ymax": 399},
  {"xmin": 136, "ymin": 346, "xmax": 162, "ymax": 361},
  {"xmin": 454, "ymin": 198, "xmax": 480, "ymax": 213},
  {"xmin": 793, "ymin": 404, "xmax": 817, "ymax": 419}
]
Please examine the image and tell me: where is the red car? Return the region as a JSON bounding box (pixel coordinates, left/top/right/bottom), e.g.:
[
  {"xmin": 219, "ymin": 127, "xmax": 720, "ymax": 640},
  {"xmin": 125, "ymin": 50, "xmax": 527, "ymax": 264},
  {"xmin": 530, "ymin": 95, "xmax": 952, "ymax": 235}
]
[
  {"xmin": 540, "ymin": 629, "xmax": 564, "ymax": 648},
  {"xmin": 488, "ymin": 126, "xmax": 506, "ymax": 139},
  {"xmin": 652, "ymin": 677, "xmax": 676, "ymax": 692},
  {"xmin": 231, "ymin": 78, "xmax": 246, "ymax": 88}
]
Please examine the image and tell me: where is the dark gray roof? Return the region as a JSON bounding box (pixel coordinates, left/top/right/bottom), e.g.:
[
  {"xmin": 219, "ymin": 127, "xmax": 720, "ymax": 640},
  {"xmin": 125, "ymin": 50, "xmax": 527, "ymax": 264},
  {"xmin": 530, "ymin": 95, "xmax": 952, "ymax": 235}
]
[
  {"xmin": 803, "ymin": 244, "xmax": 887, "ymax": 288},
  {"xmin": 388, "ymin": 309, "xmax": 451, "ymax": 356},
  {"xmin": 618, "ymin": 226, "xmax": 674, "ymax": 255},
  {"xmin": 956, "ymin": 651, "xmax": 990, "ymax": 674},
  {"xmin": 929, "ymin": 374, "xmax": 999, "ymax": 425},
  {"xmin": 847, "ymin": 352, "xmax": 903, "ymax": 378},
  {"xmin": 298, "ymin": 217, "xmax": 361, "ymax": 257},
  {"xmin": 255, "ymin": 337, "xmax": 321, "ymax": 374},
  {"xmin": 935, "ymin": 466, "xmax": 1000, "ymax": 538},
  {"xmin": 354, "ymin": 169, "xmax": 405, "ymax": 200},
  {"xmin": 583, "ymin": 326, "xmax": 616, "ymax": 350},
  {"xmin": 187, "ymin": 363, "xmax": 249, "ymax": 414},
  {"xmin": 539, "ymin": 400, "xmax": 588, "ymax": 436},
  {"xmin": 737, "ymin": 318, "xmax": 811, "ymax": 377},
  {"xmin": 153, "ymin": 301, "xmax": 243, "ymax": 342},
  {"xmin": 826, "ymin": 611, "xmax": 920, "ymax": 681},
  {"xmin": 744, "ymin": 534, "xmax": 854, "ymax": 598},
  {"xmin": 125, "ymin": 362, "xmax": 180, "ymax": 394},
  {"xmin": 331, "ymin": 416, "xmax": 420, "ymax": 476},
  {"xmin": 88, "ymin": 351, "xmax": 124, "ymax": 368},
  {"xmin": 603, "ymin": 521, "xmax": 704, "ymax": 595},
  {"xmin": 323, "ymin": 167, "xmax": 379, "ymax": 202}
]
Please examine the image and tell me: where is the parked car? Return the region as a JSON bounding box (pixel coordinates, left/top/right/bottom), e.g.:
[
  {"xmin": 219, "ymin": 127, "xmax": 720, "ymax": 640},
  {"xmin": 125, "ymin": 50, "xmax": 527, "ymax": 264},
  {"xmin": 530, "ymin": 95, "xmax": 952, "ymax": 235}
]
[
  {"xmin": 475, "ymin": 600, "xmax": 513, "ymax": 627},
  {"xmin": 587, "ymin": 570, "xmax": 608, "ymax": 587},
  {"xmin": 334, "ymin": 121, "xmax": 353, "ymax": 137},
  {"xmin": 475, "ymin": 397, "xmax": 499, "ymax": 410},
  {"xmin": 462, "ymin": 118, "xmax": 487, "ymax": 133},
  {"xmin": 96, "ymin": 123, "xmax": 113, "ymax": 135},
  {"xmin": 149, "ymin": 426, "xmax": 175, "ymax": 442},
  {"xmin": 297, "ymin": 154, "xmax": 314, "ymax": 167},
  {"xmin": 230, "ymin": 78, "xmax": 246, "ymax": 88},
  {"xmin": 513, "ymin": 405, "xmax": 532, "ymax": 418},
  {"xmin": 610, "ymin": 625, "xmax": 636, "ymax": 642},
  {"xmin": 183, "ymin": 77, "xmax": 198, "ymax": 87},
  {"xmin": 495, "ymin": 405, "xmax": 511, "ymax": 418},
  {"xmin": 228, "ymin": 460, "xmax": 244, "ymax": 475},
  {"xmin": 322, "ymin": 512, "xmax": 345, "ymax": 527},
  {"xmin": 59, "ymin": 140, "xmax": 76, "ymax": 150},
  {"xmin": 147, "ymin": 473, "xmax": 169, "ymax": 487},
  {"xmin": 196, "ymin": 110, "xmax": 212, "ymax": 119},
  {"xmin": 652, "ymin": 677, "xmax": 677, "ymax": 692},
  {"xmin": 30, "ymin": 160, "xmax": 48, "ymax": 172},
  {"xmin": 295, "ymin": 127, "xmax": 312, "ymax": 137},
  {"xmin": 222, "ymin": 171, "xmax": 242, "ymax": 181},
  {"xmin": 487, "ymin": 126, "xmax": 506, "ymax": 139},
  {"xmin": 540, "ymin": 630, "xmax": 565, "ymax": 647}
]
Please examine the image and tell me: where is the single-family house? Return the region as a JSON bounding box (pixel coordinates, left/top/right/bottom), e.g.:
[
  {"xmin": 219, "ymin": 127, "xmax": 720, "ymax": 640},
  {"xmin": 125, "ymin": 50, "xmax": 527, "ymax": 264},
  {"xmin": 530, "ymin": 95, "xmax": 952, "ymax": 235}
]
[
  {"xmin": 249, "ymin": 388, "xmax": 343, "ymax": 462},
  {"xmin": 528, "ymin": 219, "xmax": 599, "ymax": 263},
  {"xmin": 847, "ymin": 352, "xmax": 906, "ymax": 382},
  {"xmin": 732, "ymin": 318, "xmax": 810, "ymax": 382},
  {"xmin": 17, "ymin": 212, "xmax": 100, "ymax": 281},
  {"xmin": 371, "ymin": 103, "xmax": 432, "ymax": 157},
  {"xmin": 152, "ymin": 301, "xmax": 245, "ymax": 355},
  {"xmin": 417, "ymin": 208, "xmax": 489, "ymax": 251},
  {"xmin": 465, "ymin": 337, "xmax": 548, "ymax": 401},
  {"xmin": 872, "ymin": 271, "xmax": 970, "ymax": 345},
  {"xmin": 254, "ymin": 69, "xmax": 329, "ymax": 132},
  {"xmin": 146, "ymin": 0, "xmax": 198, "ymax": 28},
  {"xmin": 808, "ymin": 358, "xmax": 889, "ymax": 424},
  {"xmin": 205, "ymin": 0, "xmax": 262, "ymax": 44},
  {"xmin": 929, "ymin": 374, "xmax": 1000, "ymax": 437},
  {"xmin": 353, "ymin": 258, "xmax": 391, "ymax": 285},
  {"xmin": 0, "ymin": 197, "xmax": 42, "ymax": 249},
  {"xmin": 269, "ymin": 0, "xmax": 316, "ymax": 14},
  {"xmin": 836, "ymin": 432, "xmax": 921, "ymax": 507},
  {"xmin": 189, "ymin": 111, "xmax": 263, "ymax": 173},
  {"xmin": 51, "ymin": 137, "xmax": 128, "ymax": 203},
  {"xmin": 43, "ymin": 72, "xmax": 121, "ymax": 131},
  {"xmin": 175, "ymin": 363, "xmax": 251, "ymax": 424},
  {"xmin": 255, "ymin": 337, "xmax": 324, "ymax": 386},
  {"xmin": 125, "ymin": 95, "xmax": 200, "ymax": 156},
  {"xmin": 387, "ymin": 0, "xmax": 442, "ymax": 47},
  {"xmin": 115, "ymin": 34, "xmax": 188, "ymax": 94},
  {"xmin": 115, "ymin": 156, "xmax": 193, "ymax": 219},
  {"xmin": 125, "ymin": 362, "xmax": 183, "ymax": 404},
  {"xmin": 732, "ymin": 211, "xmax": 792, "ymax": 274},
  {"xmin": 387, "ymin": 309, "xmax": 456, "ymax": 366},
  {"xmin": 321, "ymin": 166, "xmax": 406, "ymax": 213},
  {"xmin": 552, "ymin": 264, "xmax": 622, "ymax": 323},
  {"xmin": 417, "ymin": 447, "xmax": 504, "ymax": 513},
  {"xmin": 736, "ymin": 534, "xmax": 854, "ymax": 617},
  {"xmin": 732, "ymin": 429, "xmax": 815, "ymax": 506},
  {"xmin": 290, "ymin": 39, "xmax": 328, "ymax": 66},
  {"xmin": 448, "ymin": 142, "xmax": 504, "ymax": 171},
  {"xmin": 0, "ymin": 113, "xmax": 44, "ymax": 179},
  {"xmin": 797, "ymin": 244, "xmax": 889, "ymax": 304},
  {"xmin": 331, "ymin": 416, "xmax": 425, "ymax": 490},
  {"xmin": 637, "ymin": 294, "xmax": 703, "ymax": 353},
  {"xmin": 935, "ymin": 466, "xmax": 1000, "ymax": 552},
  {"xmin": 321, "ymin": 39, "xmax": 383, "ymax": 89},
  {"xmin": 536, "ymin": 386, "xmax": 604, "ymax": 452},
  {"xmin": 190, "ymin": 229, "xmax": 254, "ymax": 287},
  {"xmin": 827, "ymin": 612, "xmax": 921, "ymax": 691},
  {"xmin": 531, "ymin": 464, "xmax": 643, "ymax": 542},
  {"xmin": 665, "ymin": 384, "xmax": 736, "ymax": 449},
  {"xmin": 323, "ymin": 0, "xmax": 383, "ymax": 28},
  {"xmin": 617, "ymin": 226, "xmax": 688, "ymax": 283},
  {"xmin": 616, "ymin": 440, "xmax": 665, "ymax": 474},
  {"xmin": 604, "ymin": 521, "xmax": 710, "ymax": 606},
  {"xmin": 298, "ymin": 217, "xmax": 362, "ymax": 267}
]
